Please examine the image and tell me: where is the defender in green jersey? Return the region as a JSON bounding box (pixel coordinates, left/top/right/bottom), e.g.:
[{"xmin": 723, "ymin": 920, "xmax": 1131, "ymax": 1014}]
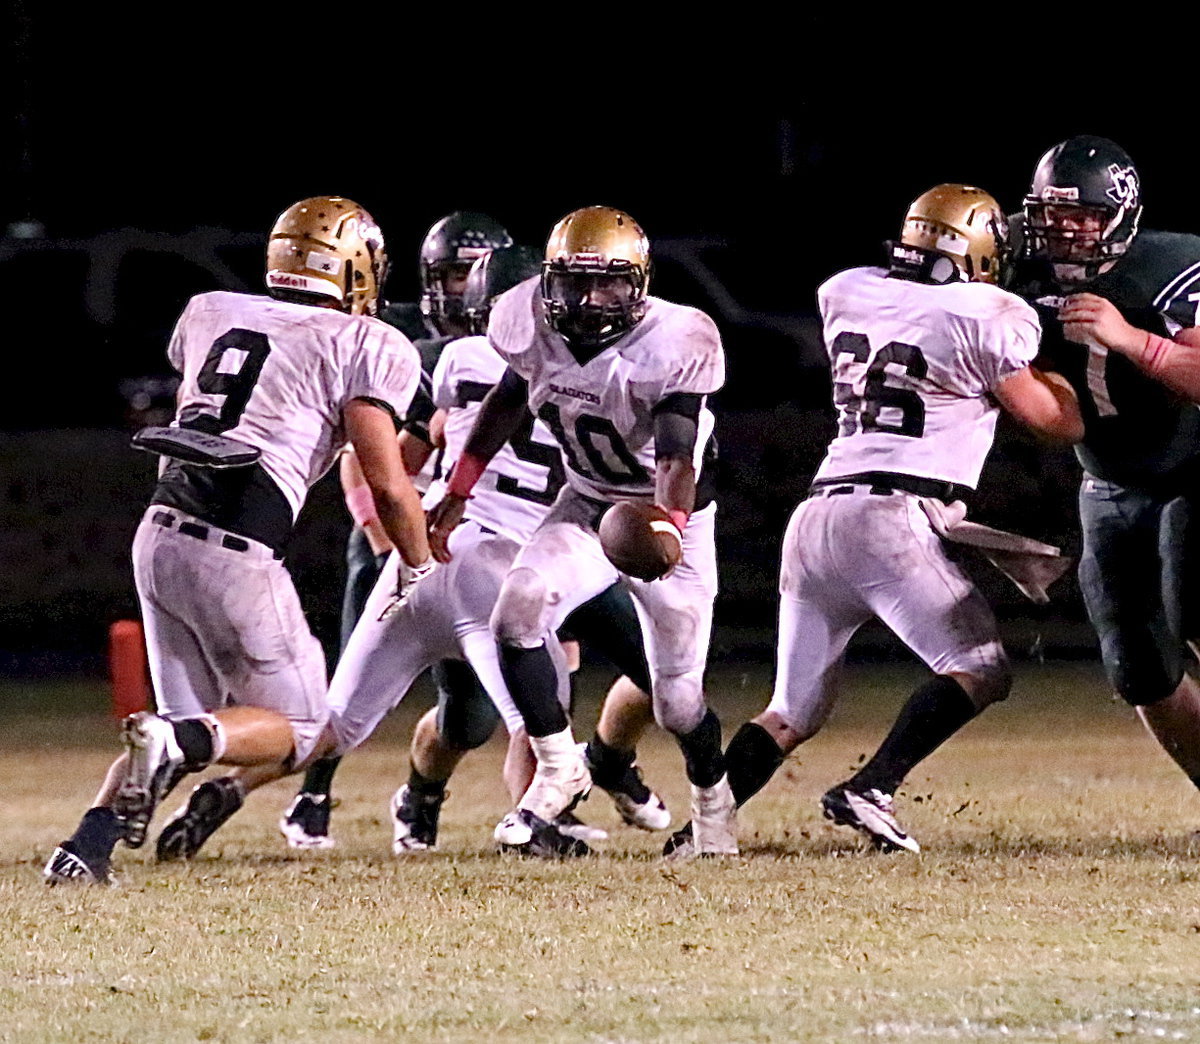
[{"xmin": 1014, "ymin": 135, "xmax": 1200, "ymax": 799}]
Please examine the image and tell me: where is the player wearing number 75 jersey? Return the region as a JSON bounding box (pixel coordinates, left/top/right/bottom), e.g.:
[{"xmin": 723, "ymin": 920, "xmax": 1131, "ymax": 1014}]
[
  {"xmin": 1013, "ymin": 135, "xmax": 1200, "ymax": 802},
  {"xmin": 428, "ymin": 205, "xmax": 736, "ymax": 857},
  {"xmin": 666, "ymin": 184, "xmax": 1083, "ymax": 858},
  {"xmin": 45, "ymin": 197, "xmax": 430, "ymax": 885}
]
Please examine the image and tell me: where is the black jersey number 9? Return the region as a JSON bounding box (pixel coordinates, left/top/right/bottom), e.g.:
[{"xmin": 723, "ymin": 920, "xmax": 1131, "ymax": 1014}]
[
  {"xmin": 457, "ymin": 381, "xmax": 565, "ymax": 505},
  {"xmin": 180, "ymin": 328, "xmax": 272, "ymax": 433},
  {"xmin": 832, "ymin": 331, "xmax": 928, "ymax": 439}
]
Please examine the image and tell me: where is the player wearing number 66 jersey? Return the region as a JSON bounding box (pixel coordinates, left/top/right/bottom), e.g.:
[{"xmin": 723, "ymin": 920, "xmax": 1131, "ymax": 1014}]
[
  {"xmin": 429, "ymin": 205, "xmax": 735, "ymax": 857},
  {"xmin": 665, "ymin": 184, "xmax": 1083, "ymax": 858},
  {"xmin": 1012, "ymin": 135, "xmax": 1200, "ymax": 801},
  {"xmin": 45, "ymin": 197, "xmax": 430, "ymax": 885}
]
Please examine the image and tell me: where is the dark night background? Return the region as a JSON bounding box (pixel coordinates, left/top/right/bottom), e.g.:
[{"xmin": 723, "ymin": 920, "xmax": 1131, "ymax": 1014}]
[{"xmin": 0, "ymin": 12, "xmax": 1188, "ymax": 670}]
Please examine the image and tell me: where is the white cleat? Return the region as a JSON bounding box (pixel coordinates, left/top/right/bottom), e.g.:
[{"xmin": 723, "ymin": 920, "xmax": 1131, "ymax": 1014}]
[
  {"xmin": 690, "ymin": 775, "xmax": 739, "ymax": 856},
  {"xmin": 113, "ymin": 712, "xmax": 186, "ymax": 849},
  {"xmin": 494, "ymin": 810, "xmax": 534, "ymax": 847},
  {"xmin": 821, "ymin": 783, "xmax": 920, "ymax": 854},
  {"xmin": 612, "ymin": 785, "xmax": 671, "ymax": 832}
]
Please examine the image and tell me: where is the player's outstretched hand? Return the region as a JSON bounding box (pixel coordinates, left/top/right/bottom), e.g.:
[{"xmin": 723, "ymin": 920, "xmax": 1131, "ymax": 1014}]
[
  {"xmin": 427, "ymin": 494, "xmax": 469, "ymax": 563},
  {"xmin": 1060, "ymin": 293, "xmax": 1140, "ymax": 355}
]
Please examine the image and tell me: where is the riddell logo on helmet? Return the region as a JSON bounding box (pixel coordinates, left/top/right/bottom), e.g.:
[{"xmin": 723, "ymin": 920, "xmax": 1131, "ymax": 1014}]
[{"xmin": 1042, "ymin": 186, "xmax": 1080, "ymax": 202}]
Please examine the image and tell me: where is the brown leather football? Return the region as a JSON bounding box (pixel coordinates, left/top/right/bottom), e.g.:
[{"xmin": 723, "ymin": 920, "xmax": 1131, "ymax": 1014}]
[{"xmin": 598, "ymin": 501, "xmax": 683, "ymax": 581}]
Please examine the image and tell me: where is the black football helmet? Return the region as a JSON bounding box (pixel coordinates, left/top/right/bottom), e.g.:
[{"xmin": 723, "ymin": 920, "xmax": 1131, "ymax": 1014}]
[
  {"xmin": 462, "ymin": 245, "xmax": 542, "ymax": 335},
  {"xmin": 1022, "ymin": 135, "xmax": 1142, "ymax": 283},
  {"xmin": 419, "ymin": 212, "xmax": 512, "ymax": 325}
]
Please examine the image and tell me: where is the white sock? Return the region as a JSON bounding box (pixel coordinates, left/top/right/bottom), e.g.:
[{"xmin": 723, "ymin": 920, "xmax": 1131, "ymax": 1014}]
[{"xmin": 528, "ymin": 727, "xmax": 579, "ymax": 771}]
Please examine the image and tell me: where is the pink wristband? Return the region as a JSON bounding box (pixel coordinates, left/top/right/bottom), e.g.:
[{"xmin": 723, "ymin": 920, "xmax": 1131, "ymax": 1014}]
[
  {"xmin": 344, "ymin": 484, "xmax": 378, "ymax": 527},
  {"xmin": 667, "ymin": 509, "xmax": 689, "ymax": 533},
  {"xmin": 1142, "ymin": 332, "xmax": 1173, "ymax": 374},
  {"xmin": 447, "ymin": 452, "xmax": 487, "ymax": 499}
]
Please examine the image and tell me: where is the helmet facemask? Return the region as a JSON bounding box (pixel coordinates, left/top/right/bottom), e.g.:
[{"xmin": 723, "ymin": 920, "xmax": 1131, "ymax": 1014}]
[
  {"xmin": 541, "ymin": 265, "xmax": 647, "ymax": 351},
  {"xmin": 540, "ymin": 206, "xmax": 651, "ymax": 353}
]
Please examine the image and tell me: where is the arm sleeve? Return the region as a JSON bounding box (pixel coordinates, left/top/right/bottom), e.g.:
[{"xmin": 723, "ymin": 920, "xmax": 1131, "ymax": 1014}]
[{"xmin": 653, "ymin": 406, "xmax": 701, "ymax": 461}]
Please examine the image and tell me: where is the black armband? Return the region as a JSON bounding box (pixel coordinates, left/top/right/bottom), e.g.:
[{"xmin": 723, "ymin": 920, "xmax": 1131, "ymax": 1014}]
[{"xmin": 402, "ymin": 383, "xmax": 437, "ymax": 444}]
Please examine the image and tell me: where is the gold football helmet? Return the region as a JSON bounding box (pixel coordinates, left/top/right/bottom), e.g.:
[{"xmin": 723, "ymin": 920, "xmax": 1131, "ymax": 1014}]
[
  {"xmin": 266, "ymin": 196, "xmax": 388, "ymax": 315},
  {"xmin": 900, "ymin": 184, "xmax": 1008, "ymax": 284},
  {"xmin": 542, "ymin": 205, "xmax": 650, "ymax": 350}
]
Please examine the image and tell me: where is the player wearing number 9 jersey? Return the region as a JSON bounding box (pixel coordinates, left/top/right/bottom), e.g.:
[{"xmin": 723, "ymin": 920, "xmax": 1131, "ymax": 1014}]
[
  {"xmin": 45, "ymin": 197, "xmax": 430, "ymax": 885},
  {"xmin": 662, "ymin": 185, "xmax": 1082, "ymax": 858},
  {"xmin": 429, "ymin": 205, "xmax": 735, "ymax": 857},
  {"xmin": 1013, "ymin": 135, "xmax": 1200, "ymax": 799}
]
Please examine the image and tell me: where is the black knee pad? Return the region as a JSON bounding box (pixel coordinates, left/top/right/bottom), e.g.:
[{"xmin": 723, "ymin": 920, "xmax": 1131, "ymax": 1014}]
[
  {"xmin": 434, "ymin": 659, "xmax": 499, "ymax": 750},
  {"xmin": 1113, "ymin": 666, "xmax": 1184, "ymax": 707}
]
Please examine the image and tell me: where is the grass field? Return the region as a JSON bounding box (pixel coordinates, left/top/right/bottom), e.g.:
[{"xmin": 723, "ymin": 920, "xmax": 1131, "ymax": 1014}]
[{"xmin": 4, "ymin": 661, "xmax": 1200, "ymax": 1042}]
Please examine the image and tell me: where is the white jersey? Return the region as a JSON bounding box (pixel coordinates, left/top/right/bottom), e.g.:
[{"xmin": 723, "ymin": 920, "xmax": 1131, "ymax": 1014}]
[
  {"xmin": 167, "ymin": 291, "xmax": 421, "ymax": 518},
  {"xmin": 425, "ymin": 334, "xmax": 563, "ymax": 544},
  {"xmin": 815, "ymin": 268, "xmax": 1040, "ymax": 489},
  {"xmin": 487, "ymin": 278, "xmax": 724, "ymax": 502}
]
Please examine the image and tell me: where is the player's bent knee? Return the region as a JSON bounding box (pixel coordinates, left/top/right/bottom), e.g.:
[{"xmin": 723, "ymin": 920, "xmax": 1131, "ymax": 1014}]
[
  {"xmin": 491, "ymin": 568, "xmax": 551, "ymax": 648},
  {"xmin": 959, "ymin": 661, "xmax": 1013, "ymax": 710},
  {"xmin": 290, "ymin": 712, "xmax": 331, "ymax": 768},
  {"xmin": 438, "ymin": 702, "xmax": 500, "ymax": 751},
  {"xmin": 651, "ymin": 670, "xmax": 706, "ymax": 736}
]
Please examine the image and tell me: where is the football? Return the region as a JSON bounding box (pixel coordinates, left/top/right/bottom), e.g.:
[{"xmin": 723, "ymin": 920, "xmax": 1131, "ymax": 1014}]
[{"xmin": 598, "ymin": 502, "xmax": 683, "ymax": 581}]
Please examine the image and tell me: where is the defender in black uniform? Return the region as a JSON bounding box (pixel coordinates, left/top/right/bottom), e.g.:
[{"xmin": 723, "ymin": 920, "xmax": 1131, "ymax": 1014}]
[{"xmin": 1015, "ymin": 135, "xmax": 1200, "ymax": 795}]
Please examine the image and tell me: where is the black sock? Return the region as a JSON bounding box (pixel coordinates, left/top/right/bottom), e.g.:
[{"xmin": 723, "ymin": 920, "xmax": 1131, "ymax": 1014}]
[
  {"xmin": 724, "ymin": 722, "xmax": 787, "ymax": 806},
  {"xmin": 677, "ymin": 710, "xmax": 725, "ymax": 788},
  {"xmin": 499, "ymin": 643, "xmax": 568, "ymax": 738},
  {"xmin": 585, "ymin": 735, "xmax": 636, "ymax": 790},
  {"xmin": 407, "ymin": 764, "xmax": 447, "ymax": 796},
  {"xmin": 70, "ymin": 807, "xmax": 123, "ymax": 862},
  {"xmin": 850, "ymin": 675, "xmax": 977, "ymax": 795},
  {"xmin": 173, "ymin": 718, "xmax": 215, "ymax": 768},
  {"xmin": 300, "ymin": 756, "xmax": 341, "ymax": 797}
]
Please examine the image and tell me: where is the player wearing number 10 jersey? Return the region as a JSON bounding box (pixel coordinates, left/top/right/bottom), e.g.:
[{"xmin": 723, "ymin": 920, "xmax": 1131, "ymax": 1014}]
[
  {"xmin": 429, "ymin": 205, "xmax": 735, "ymax": 857},
  {"xmin": 663, "ymin": 185, "xmax": 1082, "ymax": 857}
]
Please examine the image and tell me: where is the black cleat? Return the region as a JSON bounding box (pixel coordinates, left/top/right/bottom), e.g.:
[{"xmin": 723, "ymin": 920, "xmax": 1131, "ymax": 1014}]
[
  {"xmin": 390, "ymin": 785, "xmax": 444, "ymax": 854},
  {"xmin": 495, "ymin": 809, "xmax": 591, "ymax": 858},
  {"xmin": 820, "ymin": 782, "xmax": 920, "ymax": 853},
  {"xmin": 279, "ymin": 792, "xmax": 335, "ymax": 850},
  {"xmin": 661, "ymin": 821, "xmax": 695, "ymax": 860},
  {"xmin": 156, "ymin": 777, "xmax": 244, "ymax": 861},
  {"xmin": 43, "ymin": 841, "xmax": 115, "ymax": 886}
]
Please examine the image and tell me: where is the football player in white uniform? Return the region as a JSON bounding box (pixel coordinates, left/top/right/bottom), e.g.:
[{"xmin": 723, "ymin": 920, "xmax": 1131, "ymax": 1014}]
[
  {"xmin": 429, "ymin": 206, "xmax": 736, "ymax": 857},
  {"xmin": 44, "ymin": 197, "xmax": 430, "ymax": 884},
  {"xmin": 667, "ymin": 185, "xmax": 1084, "ymax": 857},
  {"xmin": 280, "ymin": 247, "xmax": 670, "ymax": 858}
]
